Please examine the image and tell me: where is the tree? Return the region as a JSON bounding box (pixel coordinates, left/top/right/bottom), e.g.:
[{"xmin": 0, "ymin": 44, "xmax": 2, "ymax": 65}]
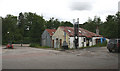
[
  {"xmin": 2, "ymin": 15, "xmax": 17, "ymax": 44},
  {"xmin": 45, "ymin": 17, "xmax": 60, "ymax": 29},
  {"xmin": 18, "ymin": 12, "xmax": 25, "ymax": 46},
  {"xmin": 80, "ymin": 17, "xmax": 102, "ymax": 33},
  {"xmin": 29, "ymin": 13, "xmax": 45, "ymax": 44},
  {"xmin": 60, "ymin": 21, "xmax": 73, "ymax": 27}
]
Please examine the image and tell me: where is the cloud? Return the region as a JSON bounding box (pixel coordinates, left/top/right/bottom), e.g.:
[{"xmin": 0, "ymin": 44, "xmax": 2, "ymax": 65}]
[
  {"xmin": 70, "ymin": 2, "xmax": 93, "ymax": 11},
  {"xmin": 119, "ymin": 1, "xmax": 120, "ymax": 11}
]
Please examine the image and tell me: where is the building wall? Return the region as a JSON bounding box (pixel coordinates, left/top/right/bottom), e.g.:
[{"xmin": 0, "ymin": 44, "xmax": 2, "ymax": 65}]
[
  {"xmin": 92, "ymin": 37, "xmax": 103, "ymax": 45},
  {"xmin": 78, "ymin": 37, "xmax": 86, "ymax": 47},
  {"xmin": 70, "ymin": 36, "xmax": 104, "ymax": 48},
  {"xmin": 52, "ymin": 27, "xmax": 64, "ymax": 48},
  {"xmin": 69, "ymin": 37, "xmax": 87, "ymax": 48},
  {"xmin": 41, "ymin": 30, "xmax": 52, "ymax": 47},
  {"xmin": 69, "ymin": 37, "xmax": 74, "ymax": 48},
  {"xmin": 52, "ymin": 27, "xmax": 103, "ymax": 48},
  {"xmin": 52, "ymin": 27, "xmax": 71, "ymax": 48}
]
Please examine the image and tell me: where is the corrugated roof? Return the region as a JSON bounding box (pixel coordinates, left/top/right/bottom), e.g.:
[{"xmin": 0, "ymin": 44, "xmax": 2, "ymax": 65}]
[
  {"xmin": 46, "ymin": 29, "xmax": 56, "ymax": 36},
  {"xmin": 59, "ymin": 26, "xmax": 102, "ymax": 38}
]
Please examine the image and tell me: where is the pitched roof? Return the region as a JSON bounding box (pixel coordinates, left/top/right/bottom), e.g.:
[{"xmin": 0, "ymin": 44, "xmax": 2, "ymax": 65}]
[
  {"xmin": 46, "ymin": 29, "xmax": 56, "ymax": 36},
  {"xmin": 59, "ymin": 26, "xmax": 102, "ymax": 38}
]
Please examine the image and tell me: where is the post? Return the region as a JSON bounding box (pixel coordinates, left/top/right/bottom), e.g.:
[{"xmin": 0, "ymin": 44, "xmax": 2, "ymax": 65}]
[{"xmin": 74, "ymin": 18, "xmax": 79, "ymax": 49}]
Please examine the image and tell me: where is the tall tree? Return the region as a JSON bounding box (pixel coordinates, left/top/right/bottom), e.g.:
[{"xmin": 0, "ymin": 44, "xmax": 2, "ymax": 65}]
[
  {"xmin": 2, "ymin": 15, "xmax": 17, "ymax": 44},
  {"xmin": 18, "ymin": 12, "xmax": 25, "ymax": 46},
  {"xmin": 29, "ymin": 13, "xmax": 45, "ymax": 44}
]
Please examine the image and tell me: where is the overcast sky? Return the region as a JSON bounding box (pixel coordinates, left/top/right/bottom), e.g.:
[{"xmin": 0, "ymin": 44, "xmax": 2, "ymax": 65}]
[{"xmin": 0, "ymin": 0, "xmax": 119, "ymax": 24}]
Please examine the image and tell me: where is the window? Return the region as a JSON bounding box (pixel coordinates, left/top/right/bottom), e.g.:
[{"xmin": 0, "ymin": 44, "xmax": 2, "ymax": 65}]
[
  {"xmin": 90, "ymin": 38, "xmax": 92, "ymax": 42},
  {"xmin": 84, "ymin": 38, "xmax": 86, "ymax": 42},
  {"xmin": 68, "ymin": 30, "xmax": 71, "ymax": 33},
  {"xmin": 79, "ymin": 30, "xmax": 82, "ymax": 33},
  {"xmin": 52, "ymin": 32, "xmax": 54, "ymax": 34}
]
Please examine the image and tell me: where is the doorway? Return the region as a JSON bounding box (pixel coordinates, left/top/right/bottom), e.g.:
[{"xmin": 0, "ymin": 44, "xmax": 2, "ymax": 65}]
[
  {"xmin": 60, "ymin": 39, "xmax": 62, "ymax": 48},
  {"xmin": 52, "ymin": 40, "xmax": 54, "ymax": 48}
]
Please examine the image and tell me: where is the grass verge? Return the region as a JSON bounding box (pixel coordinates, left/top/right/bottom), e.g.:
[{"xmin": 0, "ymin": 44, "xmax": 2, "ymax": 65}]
[{"xmin": 29, "ymin": 43, "xmax": 50, "ymax": 49}]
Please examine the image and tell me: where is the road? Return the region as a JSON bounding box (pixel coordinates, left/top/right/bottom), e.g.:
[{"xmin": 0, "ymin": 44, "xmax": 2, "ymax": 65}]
[{"xmin": 2, "ymin": 44, "xmax": 118, "ymax": 69}]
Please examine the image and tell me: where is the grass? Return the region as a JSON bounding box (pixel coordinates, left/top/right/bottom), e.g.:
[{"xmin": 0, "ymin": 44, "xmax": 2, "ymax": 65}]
[
  {"xmin": 29, "ymin": 43, "xmax": 50, "ymax": 49},
  {"xmin": 79, "ymin": 41, "xmax": 107, "ymax": 49},
  {"xmin": 91, "ymin": 41, "xmax": 107, "ymax": 47},
  {"xmin": 29, "ymin": 41, "xmax": 107, "ymax": 50}
]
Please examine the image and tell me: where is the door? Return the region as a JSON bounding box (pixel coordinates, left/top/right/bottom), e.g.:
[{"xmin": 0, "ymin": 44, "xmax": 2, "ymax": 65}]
[
  {"xmin": 60, "ymin": 39, "xmax": 62, "ymax": 48},
  {"xmin": 52, "ymin": 40, "xmax": 54, "ymax": 48},
  {"xmin": 86, "ymin": 38, "xmax": 89, "ymax": 46}
]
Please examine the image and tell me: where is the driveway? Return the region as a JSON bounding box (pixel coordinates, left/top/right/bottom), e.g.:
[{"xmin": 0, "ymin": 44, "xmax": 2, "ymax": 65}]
[{"xmin": 2, "ymin": 44, "xmax": 118, "ymax": 69}]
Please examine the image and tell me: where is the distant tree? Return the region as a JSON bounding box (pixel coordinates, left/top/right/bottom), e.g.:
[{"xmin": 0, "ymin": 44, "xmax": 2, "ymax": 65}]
[
  {"xmin": 80, "ymin": 16, "xmax": 102, "ymax": 33},
  {"xmin": 60, "ymin": 21, "xmax": 73, "ymax": 27},
  {"xmin": 45, "ymin": 17, "xmax": 60, "ymax": 29}
]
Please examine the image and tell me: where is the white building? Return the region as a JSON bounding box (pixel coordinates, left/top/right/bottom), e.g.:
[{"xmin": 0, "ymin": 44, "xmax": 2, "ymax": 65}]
[{"xmin": 52, "ymin": 26, "xmax": 103, "ymax": 48}]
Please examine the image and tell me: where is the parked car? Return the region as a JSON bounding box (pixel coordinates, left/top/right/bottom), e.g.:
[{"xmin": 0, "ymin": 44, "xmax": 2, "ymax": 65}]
[
  {"xmin": 107, "ymin": 39, "xmax": 120, "ymax": 52},
  {"xmin": 6, "ymin": 43, "xmax": 13, "ymax": 49}
]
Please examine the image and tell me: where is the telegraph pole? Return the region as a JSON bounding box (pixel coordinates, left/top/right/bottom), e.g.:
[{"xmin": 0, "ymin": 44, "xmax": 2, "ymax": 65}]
[{"xmin": 74, "ymin": 18, "xmax": 79, "ymax": 49}]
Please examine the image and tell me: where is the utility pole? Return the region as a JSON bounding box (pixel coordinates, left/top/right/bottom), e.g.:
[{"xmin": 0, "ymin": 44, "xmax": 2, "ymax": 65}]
[{"xmin": 74, "ymin": 18, "xmax": 79, "ymax": 49}]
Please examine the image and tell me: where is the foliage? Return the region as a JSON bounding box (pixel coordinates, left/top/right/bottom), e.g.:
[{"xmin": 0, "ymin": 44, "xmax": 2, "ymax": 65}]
[
  {"xmin": 80, "ymin": 12, "xmax": 120, "ymax": 39},
  {"xmin": 60, "ymin": 21, "xmax": 73, "ymax": 27},
  {"xmin": 2, "ymin": 15, "xmax": 17, "ymax": 44},
  {"xmin": 80, "ymin": 16, "xmax": 102, "ymax": 33},
  {"xmin": 2, "ymin": 12, "xmax": 74, "ymax": 44}
]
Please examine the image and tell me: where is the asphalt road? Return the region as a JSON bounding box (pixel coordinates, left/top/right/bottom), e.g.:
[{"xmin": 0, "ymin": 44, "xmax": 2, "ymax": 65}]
[{"xmin": 2, "ymin": 44, "xmax": 118, "ymax": 69}]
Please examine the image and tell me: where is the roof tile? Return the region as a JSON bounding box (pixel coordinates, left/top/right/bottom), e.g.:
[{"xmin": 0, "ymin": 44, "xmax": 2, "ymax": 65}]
[
  {"xmin": 59, "ymin": 26, "xmax": 102, "ymax": 38},
  {"xmin": 46, "ymin": 29, "xmax": 56, "ymax": 36}
]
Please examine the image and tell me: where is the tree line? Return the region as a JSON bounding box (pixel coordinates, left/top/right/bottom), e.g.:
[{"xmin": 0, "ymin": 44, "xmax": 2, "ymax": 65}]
[
  {"xmin": 2, "ymin": 12, "xmax": 120, "ymax": 45},
  {"xmin": 2, "ymin": 12, "xmax": 73, "ymax": 45},
  {"xmin": 80, "ymin": 12, "xmax": 120, "ymax": 39}
]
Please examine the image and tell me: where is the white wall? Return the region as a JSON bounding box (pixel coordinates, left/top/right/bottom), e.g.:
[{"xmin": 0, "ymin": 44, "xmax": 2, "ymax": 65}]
[
  {"xmin": 69, "ymin": 37, "xmax": 74, "ymax": 48},
  {"xmin": 80, "ymin": 37, "xmax": 86, "ymax": 47},
  {"xmin": 89, "ymin": 41, "xmax": 92, "ymax": 46},
  {"xmin": 68, "ymin": 37, "xmax": 103, "ymax": 48},
  {"xmin": 69, "ymin": 37, "xmax": 87, "ymax": 48},
  {"xmin": 92, "ymin": 37, "xmax": 103, "ymax": 45},
  {"xmin": 79, "ymin": 37, "xmax": 85, "ymax": 47}
]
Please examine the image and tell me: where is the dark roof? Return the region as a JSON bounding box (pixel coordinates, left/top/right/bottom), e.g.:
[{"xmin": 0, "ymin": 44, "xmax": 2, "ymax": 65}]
[
  {"xmin": 46, "ymin": 29, "xmax": 56, "ymax": 36},
  {"xmin": 59, "ymin": 26, "xmax": 102, "ymax": 38}
]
